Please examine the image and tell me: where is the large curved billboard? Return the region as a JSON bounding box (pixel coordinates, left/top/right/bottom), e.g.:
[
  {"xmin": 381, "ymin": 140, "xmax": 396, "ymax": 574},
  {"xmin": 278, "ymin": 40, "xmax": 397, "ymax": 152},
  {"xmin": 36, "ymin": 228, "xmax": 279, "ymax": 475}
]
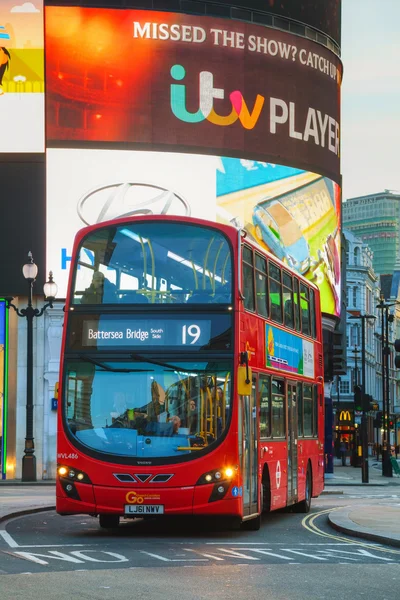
[
  {"xmin": 45, "ymin": 7, "xmax": 342, "ymax": 316},
  {"xmin": 214, "ymin": 1, "xmax": 341, "ymax": 45}
]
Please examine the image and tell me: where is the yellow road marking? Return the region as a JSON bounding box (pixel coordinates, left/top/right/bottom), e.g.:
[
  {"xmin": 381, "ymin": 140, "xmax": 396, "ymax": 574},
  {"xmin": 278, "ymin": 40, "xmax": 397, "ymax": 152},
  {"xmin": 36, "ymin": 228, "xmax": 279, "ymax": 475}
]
[{"xmin": 302, "ymin": 507, "xmax": 400, "ymax": 556}]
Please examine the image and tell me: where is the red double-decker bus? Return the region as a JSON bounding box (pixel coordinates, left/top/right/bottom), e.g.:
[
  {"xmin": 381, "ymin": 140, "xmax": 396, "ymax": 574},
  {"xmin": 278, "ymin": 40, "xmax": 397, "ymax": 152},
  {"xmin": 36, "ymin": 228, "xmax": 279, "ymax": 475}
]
[{"xmin": 56, "ymin": 215, "xmax": 324, "ymax": 530}]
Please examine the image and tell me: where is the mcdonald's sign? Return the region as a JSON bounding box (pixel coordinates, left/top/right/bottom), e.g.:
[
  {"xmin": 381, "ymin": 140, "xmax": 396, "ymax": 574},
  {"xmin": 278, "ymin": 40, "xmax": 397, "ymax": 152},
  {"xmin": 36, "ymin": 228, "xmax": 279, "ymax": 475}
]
[{"xmin": 339, "ymin": 410, "xmax": 352, "ymax": 421}]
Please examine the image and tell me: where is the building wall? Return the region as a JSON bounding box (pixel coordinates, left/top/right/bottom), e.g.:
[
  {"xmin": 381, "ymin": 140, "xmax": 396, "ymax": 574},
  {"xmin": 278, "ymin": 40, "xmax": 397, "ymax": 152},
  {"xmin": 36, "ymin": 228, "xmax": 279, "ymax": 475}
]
[{"xmin": 343, "ymin": 191, "xmax": 400, "ymax": 276}]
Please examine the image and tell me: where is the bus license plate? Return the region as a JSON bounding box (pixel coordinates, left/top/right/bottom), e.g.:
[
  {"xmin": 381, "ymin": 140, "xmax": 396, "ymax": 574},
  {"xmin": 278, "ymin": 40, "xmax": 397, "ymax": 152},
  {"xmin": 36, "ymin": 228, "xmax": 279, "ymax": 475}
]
[{"xmin": 124, "ymin": 504, "xmax": 164, "ymax": 515}]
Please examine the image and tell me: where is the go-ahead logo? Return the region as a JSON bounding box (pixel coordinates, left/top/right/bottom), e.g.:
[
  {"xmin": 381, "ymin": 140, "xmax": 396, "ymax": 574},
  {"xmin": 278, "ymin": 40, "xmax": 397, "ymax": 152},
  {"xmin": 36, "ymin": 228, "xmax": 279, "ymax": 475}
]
[
  {"xmin": 170, "ymin": 64, "xmax": 264, "ymax": 130},
  {"xmin": 126, "ymin": 491, "xmax": 161, "ymax": 504},
  {"xmin": 77, "ymin": 182, "xmax": 191, "ymax": 226}
]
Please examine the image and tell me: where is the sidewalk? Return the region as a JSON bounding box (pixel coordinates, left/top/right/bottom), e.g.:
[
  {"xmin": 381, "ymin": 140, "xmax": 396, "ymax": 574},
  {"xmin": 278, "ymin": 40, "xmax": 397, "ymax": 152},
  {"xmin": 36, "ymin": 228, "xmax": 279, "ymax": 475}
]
[
  {"xmin": 324, "ymin": 458, "xmax": 400, "ymax": 547},
  {"xmin": 1, "ymin": 464, "xmax": 400, "ymax": 547},
  {"xmin": 0, "ymin": 481, "xmax": 56, "ymax": 523}
]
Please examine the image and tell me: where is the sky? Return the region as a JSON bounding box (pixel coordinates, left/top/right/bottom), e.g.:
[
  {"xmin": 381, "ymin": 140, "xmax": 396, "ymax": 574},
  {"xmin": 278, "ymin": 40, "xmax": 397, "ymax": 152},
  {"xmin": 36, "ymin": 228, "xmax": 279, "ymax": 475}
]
[{"xmin": 341, "ymin": 0, "xmax": 400, "ymax": 200}]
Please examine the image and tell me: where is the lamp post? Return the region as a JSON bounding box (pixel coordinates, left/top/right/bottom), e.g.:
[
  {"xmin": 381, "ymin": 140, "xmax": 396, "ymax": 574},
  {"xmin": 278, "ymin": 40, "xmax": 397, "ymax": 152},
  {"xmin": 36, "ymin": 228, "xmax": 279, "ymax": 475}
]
[
  {"xmin": 376, "ymin": 296, "xmax": 395, "ymax": 477},
  {"xmin": 348, "ymin": 312, "xmax": 376, "ymax": 483},
  {"xmin": 6, "ymin": 252, "xmax": 57, "ymax": 481},
  {"xmin": 351, "ymin": 345, "xmax": 361, "ymax": 466}
]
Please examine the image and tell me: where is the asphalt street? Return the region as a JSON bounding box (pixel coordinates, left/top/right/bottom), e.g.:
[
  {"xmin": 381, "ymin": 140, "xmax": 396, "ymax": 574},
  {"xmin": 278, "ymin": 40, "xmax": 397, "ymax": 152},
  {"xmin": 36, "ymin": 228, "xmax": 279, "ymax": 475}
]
[{"xmin": 1, "ymin": 488, "xmax": 400, "ymax": 600}]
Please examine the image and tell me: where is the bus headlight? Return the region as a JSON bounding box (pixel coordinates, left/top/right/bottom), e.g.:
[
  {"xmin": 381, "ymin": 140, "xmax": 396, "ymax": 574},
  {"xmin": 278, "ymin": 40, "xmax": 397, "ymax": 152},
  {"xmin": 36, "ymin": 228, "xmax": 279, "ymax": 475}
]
[
  {"xmin": 197, "ymin": 467, "xmax": 235, "ymax": 485},
  {"xmin": 57, "ymin": 465, "xmax": 91, "ymax": 484}
]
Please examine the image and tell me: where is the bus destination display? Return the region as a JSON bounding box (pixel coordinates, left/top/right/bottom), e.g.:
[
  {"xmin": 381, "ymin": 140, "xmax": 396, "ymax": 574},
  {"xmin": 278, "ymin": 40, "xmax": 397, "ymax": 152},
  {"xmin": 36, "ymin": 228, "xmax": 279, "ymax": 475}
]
[{"xmin": 81, "ymin": 318, "xmax": 212, "ymax": 348}]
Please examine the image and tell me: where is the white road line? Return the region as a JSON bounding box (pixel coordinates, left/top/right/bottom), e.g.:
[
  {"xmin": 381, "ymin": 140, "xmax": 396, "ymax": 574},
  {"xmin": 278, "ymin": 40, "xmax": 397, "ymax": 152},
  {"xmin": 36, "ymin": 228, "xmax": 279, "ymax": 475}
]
[
  {"xmin": 282, "ymin": 549, "xmax": 328, "ymax": 561},
  {"xmin": 0, "ymin": 531, "xmax": 19, "ymax": 548},
  {"xmin": 205, "ymin": 542, "xmax": 353, "ymax": 546},
  {"xmin": 139, "ymin": 551, "xmax": 207, "ymax": 562},
  {"xmin": 247, "ymin": 549, "xmax": 292, "ymax": 560},
  {"xmin": 0, "ymin": 529, "xmax": 84, "ymax": 549},
  {"xmin": 216, "ymin": 549, "xmax": 259, "ymax": 560},
  {"xmin": 184, "ymin": 549, "xmax": 225, "ymax": 561}
]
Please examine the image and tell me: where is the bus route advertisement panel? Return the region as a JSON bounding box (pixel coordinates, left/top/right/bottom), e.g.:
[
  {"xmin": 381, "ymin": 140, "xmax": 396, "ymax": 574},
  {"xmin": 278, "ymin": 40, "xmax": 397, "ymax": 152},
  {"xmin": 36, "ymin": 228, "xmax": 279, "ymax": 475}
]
[
  {"xmin": 47, "ymin": 149, "xmax": 340, "ymax": 316},
  {"xmin": 45, "ymin": 7, "xmax": 342, "ymax": 183},
  {"xmin": 0, "ymin": 0, "xmax": 44, "ymax": 152}
]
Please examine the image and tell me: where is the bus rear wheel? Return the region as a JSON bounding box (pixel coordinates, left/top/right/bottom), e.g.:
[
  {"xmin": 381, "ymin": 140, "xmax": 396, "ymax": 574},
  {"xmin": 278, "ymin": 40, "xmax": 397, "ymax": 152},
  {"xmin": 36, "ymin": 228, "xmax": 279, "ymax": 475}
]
[
  {"xmin": 293, "ymin": 466, "xmax": 312, "ymax": 513},
  {"xmin": 241, "ymin": 514, "xmax": 261, "ymax": 531},
  {"xmin": 99, "ymin": 514, "xmax": 120, "ymax": 529}
]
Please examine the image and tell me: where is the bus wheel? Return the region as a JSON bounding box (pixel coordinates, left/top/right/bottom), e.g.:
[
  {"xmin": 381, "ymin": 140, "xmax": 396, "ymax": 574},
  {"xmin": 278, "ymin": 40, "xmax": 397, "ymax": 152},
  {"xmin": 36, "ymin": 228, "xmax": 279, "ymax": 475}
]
[
  {"xmin": 262, "ymin": 470, "xmax": 271, "ymax": 513},
  {"xmin": 241, "ymin": 514, "xmax": 261, "ymax": 531},
  {"xmin": 99, "ymin": 514, "xmax": 120, "ymax": 529},
  {"xmin": 293, "ymin": 466, "xmax": 312, "ymax": 513}
]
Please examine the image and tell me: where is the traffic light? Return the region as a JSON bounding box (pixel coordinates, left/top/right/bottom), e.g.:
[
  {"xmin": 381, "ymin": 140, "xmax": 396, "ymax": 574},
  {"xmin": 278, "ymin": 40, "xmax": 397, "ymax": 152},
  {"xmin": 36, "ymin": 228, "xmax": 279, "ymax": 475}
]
[
  {"xmin": 395, "ymin": 339, "xmax": 400, "ymax": 368},
  {"xmin": 354, "ymin": 387, "xmax": 374, "ymax": 412},
  {"xmin": 374, "ymin": 411, "xmax": 383, "ymax": 428},
  {"xmin": 389, "ymin": 418, "xmax": 394, "ymax": 429},
  {"xmin": 354, "ymin": 385, "xmax": 362, "ymax": 411}
]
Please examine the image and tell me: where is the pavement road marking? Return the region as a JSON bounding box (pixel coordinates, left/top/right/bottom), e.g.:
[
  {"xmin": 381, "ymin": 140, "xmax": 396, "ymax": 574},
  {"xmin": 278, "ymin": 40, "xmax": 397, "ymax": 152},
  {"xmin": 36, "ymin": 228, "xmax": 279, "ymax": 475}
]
[
  {"xmin": 140, "ymin": 551, "xmax": 207, "ymax": 563},
  {"xmin": 302, "ymin": 508, "xmax": 400, "ymax": 556},
  {"xmin": 0, "ymin": 529, "xmax": 85, "ymax": 549},
  {"xmin": 282, "ymin": 549, "xmax": 328, "ymax": 561},
  {"xmin": 216, "ymin": 549, "xmax": 260, "ymax": 560},
  {"xmin": 184, "ymin": 549, "xmax": 225, "ymax": 561}
]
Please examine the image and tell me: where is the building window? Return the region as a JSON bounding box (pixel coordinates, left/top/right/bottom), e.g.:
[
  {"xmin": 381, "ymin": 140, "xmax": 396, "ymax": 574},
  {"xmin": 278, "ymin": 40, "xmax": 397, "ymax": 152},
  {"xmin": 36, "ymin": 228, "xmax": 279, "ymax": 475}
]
[
  {"xmin": 354, "ymin": 247, "xmax": 360, "ymax": 265},
  {"xmin": 352, "ymin": 286, "xmax": 358, "ymax": 307},
  {"xmin": 339, "ymin": 380, "xmax": 350, "ymax": 394}
]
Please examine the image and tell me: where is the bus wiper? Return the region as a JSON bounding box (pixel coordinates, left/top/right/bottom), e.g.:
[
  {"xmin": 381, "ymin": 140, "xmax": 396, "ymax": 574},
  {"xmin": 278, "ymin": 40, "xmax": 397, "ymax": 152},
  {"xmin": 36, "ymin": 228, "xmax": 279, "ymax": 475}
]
[{"xmin": 78, "ymin": 355, "xmax": 153, "ymax": 373}]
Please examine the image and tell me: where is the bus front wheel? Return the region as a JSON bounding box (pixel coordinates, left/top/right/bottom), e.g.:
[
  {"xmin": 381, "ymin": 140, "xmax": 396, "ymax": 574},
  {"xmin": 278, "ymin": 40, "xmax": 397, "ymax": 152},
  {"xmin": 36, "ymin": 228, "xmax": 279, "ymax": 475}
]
[
  {"xmin": 241, "ymin": 514, "xmax": 261, "ymax": 531},
  {"xmin": 99, "ymin": 514, "xmax": 120, "ymax": 529}
]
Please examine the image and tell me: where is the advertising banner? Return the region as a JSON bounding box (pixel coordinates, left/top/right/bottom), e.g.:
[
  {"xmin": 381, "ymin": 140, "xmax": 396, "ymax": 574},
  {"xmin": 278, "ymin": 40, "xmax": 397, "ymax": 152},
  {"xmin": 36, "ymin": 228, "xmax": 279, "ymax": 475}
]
[
  {"xmin": 266, "ymin": 323, "xmax": 314, "ymax": 378},
  {"xmin": 47, "ymin": 148, "xmax": 341, "ymax": 315},
  {"xmin": 0, "ymin": 300, "xmax": 7, "ymax": 479},
  {"xmin": 212, "ymin": 1, "xmax": 341, "ymax": 45},
  {"xmin": 45, "ymin": 7, "xmax": 342, "ymax": 183},
  {"xmin": 0, "ymin": 1, "xmax": 44, "ymax": 152}
]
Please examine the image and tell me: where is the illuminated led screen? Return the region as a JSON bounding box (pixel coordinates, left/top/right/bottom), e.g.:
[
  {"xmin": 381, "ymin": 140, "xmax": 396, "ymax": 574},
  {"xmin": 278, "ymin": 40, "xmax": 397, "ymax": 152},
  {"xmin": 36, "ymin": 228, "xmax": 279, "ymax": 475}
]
[
  {"xmin": 0, "ymin": 1, "xmax": 44, "ymax": 152},
  {"xmin": 47, "ymin": 148, "xmax": 341, "ymax": 316},
  {"xmin": 45, "ymin": 7, "xmax": 342, "ymax": 183},
  {"xmin": 45, "ymin": 7, "xmax": 341, "ymax": 316},
  {"xmin": 0, "ymin": 299, "xmax": 8, "ymax": 480}
]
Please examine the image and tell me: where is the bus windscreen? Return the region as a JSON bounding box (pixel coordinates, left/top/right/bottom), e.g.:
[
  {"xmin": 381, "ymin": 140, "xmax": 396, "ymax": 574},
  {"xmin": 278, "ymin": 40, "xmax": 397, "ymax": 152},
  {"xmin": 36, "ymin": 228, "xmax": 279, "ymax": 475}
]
[
  {"xmin": 72, "ymin": 222, "xmax": 233, "ymax": 306},
  {"xmin": 64, "ymin": 358, "xmax": 231, "ymax": 460}
]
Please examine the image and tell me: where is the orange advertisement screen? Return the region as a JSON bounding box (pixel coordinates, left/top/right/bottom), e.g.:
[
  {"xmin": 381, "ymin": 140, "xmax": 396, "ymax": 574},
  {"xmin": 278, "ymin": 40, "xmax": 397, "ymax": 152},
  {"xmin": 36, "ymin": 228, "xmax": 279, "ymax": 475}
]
[{"xmin": 45, "ymin": 7, "xmax": 342, "ymax": 183}]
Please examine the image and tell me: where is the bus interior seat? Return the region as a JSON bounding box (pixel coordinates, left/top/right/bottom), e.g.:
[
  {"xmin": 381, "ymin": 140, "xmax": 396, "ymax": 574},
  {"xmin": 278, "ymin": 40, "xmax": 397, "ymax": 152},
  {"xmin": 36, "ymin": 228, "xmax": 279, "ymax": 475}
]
[
  {"xmin": 187, "ymin": 292, "xmax": 213, "ymax": 304},
  {"xmin": 119, "ymin": 291, "xmax": 149, "ymax": 303}
]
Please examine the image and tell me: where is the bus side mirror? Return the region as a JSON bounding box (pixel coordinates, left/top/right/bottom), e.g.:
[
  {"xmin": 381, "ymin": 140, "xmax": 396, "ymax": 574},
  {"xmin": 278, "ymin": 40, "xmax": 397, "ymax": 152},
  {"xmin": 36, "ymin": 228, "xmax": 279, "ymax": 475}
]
[
  {"xmin": 237, "ymin": 366, "xmax": 252, "ymax": 396},
  {"xmin": 237, "ymin": 352, "xmax": 252, "ymax": 396}
]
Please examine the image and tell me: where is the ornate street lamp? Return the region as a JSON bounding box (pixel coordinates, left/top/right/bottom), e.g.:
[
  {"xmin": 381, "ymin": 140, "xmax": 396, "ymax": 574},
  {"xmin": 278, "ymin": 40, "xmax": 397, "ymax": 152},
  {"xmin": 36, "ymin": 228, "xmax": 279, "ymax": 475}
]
[{"xmin": 6, "ymin": 252, "xmax": 57, "ymax": 481}]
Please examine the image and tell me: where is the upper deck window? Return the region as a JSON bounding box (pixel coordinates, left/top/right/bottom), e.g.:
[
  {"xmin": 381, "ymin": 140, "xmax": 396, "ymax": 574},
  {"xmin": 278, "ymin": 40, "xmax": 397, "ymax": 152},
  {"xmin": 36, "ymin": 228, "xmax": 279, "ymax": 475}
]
[{"xmin": 72, "ymin": 222, "xmax": 232, "ymax": 305}]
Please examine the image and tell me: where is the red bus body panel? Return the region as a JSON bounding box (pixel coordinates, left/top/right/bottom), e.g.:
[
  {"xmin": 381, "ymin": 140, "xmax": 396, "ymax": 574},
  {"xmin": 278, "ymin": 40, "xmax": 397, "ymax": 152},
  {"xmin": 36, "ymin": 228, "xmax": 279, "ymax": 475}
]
[{"xmin": 56, "ymin": 215, "xmax": 324, "ymax": 521}]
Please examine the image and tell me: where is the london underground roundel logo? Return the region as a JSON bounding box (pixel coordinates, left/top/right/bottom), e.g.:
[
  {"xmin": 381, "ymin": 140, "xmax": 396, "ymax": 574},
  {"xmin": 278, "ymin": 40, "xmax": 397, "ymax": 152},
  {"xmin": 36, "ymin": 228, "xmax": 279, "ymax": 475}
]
[{"xmin": 276, "ymin": 461, "xmax": 281, "ymax": 489}]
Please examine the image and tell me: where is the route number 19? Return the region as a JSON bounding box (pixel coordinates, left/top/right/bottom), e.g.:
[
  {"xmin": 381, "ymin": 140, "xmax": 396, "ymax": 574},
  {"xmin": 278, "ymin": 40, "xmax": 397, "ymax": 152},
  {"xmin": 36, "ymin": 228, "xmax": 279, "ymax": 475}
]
[{"xmin": 182, "ymin": 324, "xmax": 201, "ymax": 345}]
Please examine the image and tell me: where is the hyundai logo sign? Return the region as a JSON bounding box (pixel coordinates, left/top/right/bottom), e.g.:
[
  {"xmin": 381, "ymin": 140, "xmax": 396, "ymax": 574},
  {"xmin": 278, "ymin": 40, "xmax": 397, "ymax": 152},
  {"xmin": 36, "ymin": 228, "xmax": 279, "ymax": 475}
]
[{"xmin": 77, "ymin": 182, "xmax": 191, "ymax": 226}]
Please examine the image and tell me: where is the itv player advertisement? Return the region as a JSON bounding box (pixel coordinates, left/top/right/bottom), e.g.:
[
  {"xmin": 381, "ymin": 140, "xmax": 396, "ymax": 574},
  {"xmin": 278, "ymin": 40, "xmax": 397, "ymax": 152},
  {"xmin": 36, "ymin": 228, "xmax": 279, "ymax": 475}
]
[
  {"xmin": 47, "ymin": 148, "xmax": 341, "ymax": 316},
  {"xmin": 45, "ymin": 7, "xmax": 342, "ymax": 183}
]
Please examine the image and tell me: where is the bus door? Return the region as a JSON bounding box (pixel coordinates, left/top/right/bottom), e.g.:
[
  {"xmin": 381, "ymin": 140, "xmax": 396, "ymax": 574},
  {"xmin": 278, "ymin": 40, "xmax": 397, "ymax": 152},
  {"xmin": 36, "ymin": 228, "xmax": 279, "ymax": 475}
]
[
  {"xmin": 287, "ymin": 382, "xmax": 298, "ymax": 505},
  {"xmin": 239, "ymin": 378, "xmax": 259, "ymax": 517}
]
